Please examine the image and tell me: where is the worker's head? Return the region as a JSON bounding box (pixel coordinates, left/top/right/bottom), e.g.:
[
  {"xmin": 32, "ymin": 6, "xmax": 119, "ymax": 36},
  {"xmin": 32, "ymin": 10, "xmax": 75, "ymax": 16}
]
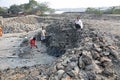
[
  {"xmin": 33, "ymin": 37, "xmax": 36, "ymax": 40},
  {"xmin": 77, "ymin": 16, "xmax": 80, "ymax": 20},
  {"xmin": 42, "ymin": 26, "xmax": 45, "ymax": 30}
]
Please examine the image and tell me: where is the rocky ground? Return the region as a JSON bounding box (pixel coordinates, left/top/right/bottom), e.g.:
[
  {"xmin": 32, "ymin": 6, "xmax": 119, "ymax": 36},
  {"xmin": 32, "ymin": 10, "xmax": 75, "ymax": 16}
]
[{"xmin": 0, "ymin": 14, "xmax": 120, "ymax": 80}]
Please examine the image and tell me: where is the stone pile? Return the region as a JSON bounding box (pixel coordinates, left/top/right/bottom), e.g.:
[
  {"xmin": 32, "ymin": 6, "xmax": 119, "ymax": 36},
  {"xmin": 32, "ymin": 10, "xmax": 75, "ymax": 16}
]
[
  {"xmin": 2, "ymin": 15, "xmax": 56, "ymax": 33},
  {"xmin": 45, "ymin": 21, "xmax": 120, "ymax": 80}
]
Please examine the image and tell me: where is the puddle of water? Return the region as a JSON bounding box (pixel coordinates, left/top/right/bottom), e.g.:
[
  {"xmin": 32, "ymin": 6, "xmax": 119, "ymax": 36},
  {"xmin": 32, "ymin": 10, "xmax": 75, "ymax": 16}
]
[{"xmin": 0, "ymin": 53, "xmax": 55, "ymax": 70}]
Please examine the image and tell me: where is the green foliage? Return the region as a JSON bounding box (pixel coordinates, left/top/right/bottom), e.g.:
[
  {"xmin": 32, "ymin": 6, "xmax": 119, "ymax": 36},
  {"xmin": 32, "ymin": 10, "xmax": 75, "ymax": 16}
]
[
  {"xmin": 0, "ymin": 0, "xmax": 54, "ymax": 16},
  {"xmin": 113, "ymin": 9, "xmax": 120, "ymax": 14},
  {"xmin": 0, "ymin": 7, "xmax": 7, "ymax": 14},
  {"xmin": 86, "ymin": 6, "xmax": 120, "ymax": 14},
  {"xmin": 104, "ymin": 7, "xmax": 115, "ymax": 14},
  {"xmin": 8, "ymin": 5, "xmax": 22, "ymax": 14},
  {"xmin": 48, "ymin": 8, "xmax": 55, "ymax": 14},
  {"xmin": 104, "ymin": 7, "xmax": 120, "ymax": 14},
  {"xmin": 36, "ymin": 2, "xmax": 50, "ymax": 14},
  {"xmin": 22, "ymin": 0, "xmax": 54, "ymax": 15},
  {"xmin": 29, "ymin": 0, "xmax": 38, "ymax": 8},
  {"xmin": 0, "ymin": 7, "xmax": 4, "ymax": 14},
  {"xmin": 24, "ymin": 1, "xmax": 55, "ymax": 15},
  {"xmin": 85, "ymin": 7, "xmax": 103, "ymax": 14},
  {"xmin": 26, "ymin": 0, "xmax": 38, "ymax": 12}
]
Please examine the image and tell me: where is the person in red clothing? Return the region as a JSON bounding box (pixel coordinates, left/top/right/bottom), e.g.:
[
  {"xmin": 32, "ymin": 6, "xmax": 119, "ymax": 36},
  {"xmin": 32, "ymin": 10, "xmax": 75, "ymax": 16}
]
[
  {"xmin": 0, "ymin": 26, "xmax": 2, "ymax": 37},
  {"xmin": 30, "ymin": 37, "xmax": 37, "ymax": 48}
]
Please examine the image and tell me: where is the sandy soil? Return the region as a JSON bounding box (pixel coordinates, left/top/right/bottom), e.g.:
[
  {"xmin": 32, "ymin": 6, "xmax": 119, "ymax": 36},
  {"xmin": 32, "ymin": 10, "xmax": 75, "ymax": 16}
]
[
  {"xmin": 0, "ymin": 33, "xmax": 55, "ymax": 70},
  {"xmin": 84, "ymin": 19, "xmax": 120, "ymax": 35}
]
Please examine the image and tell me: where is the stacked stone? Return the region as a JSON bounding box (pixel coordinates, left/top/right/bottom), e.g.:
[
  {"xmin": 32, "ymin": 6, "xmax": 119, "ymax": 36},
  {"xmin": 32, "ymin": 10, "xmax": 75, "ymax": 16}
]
[
  {"xmin": 1, "ymin": 15, "xmax": 54, "ymax": 33},
  {"xmin": 45, "ymin": 21, "xmax": 119, "ymax": 80}
]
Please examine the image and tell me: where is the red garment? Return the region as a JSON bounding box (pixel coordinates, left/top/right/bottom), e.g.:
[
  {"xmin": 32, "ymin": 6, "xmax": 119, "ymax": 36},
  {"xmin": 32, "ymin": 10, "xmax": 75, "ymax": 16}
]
[
  {"xmin": 30, "ymin": 39, "xmax": 36, "ymax": 48},
  {"xmin": 0, "ymin": 27, "xmax": 2, "ymax": 36}
]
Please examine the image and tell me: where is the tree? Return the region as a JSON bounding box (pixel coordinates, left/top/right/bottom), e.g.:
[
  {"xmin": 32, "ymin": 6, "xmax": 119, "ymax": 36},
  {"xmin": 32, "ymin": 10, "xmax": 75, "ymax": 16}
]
[
  {"xmin": 85, "ymin": 7, "xmax": 103, "ymax": 14},
  {"xmin": 32, "ymin": 2, "xmax": 55, "ymax": 15},
  {"xmin": 19, "ymin": 4, "xmax": 26, "ymax": 12},
  {"xmin": 0, "ymin": 7, "xmax": 4, "ymax": 14},
  {"xmin": 113, "ymin": 9, "xmax": 120, "ymax": 14},
  {"xmin": 29, "ymin": 0, "xmax": 38, "ymax": 9},
  {"xmin": 8, "ymin": 5, "xmax": 21, "ymax": 14},
  {"xmin": 48, "ymin": 8, "xmax": 55, "ymax": 14},
  {"xmin": 20, "ymin": 0, "xmax": 52, "ymax": 14},
  {"xmin": 104, "ymin": 7, "xmax": 120, "ymax": 14},
  {"xmin": 104, "ymin": 7, "xmax": 115, "ymax": 14},
  {"xmin": 37, "ymin": 2, "xmax": 49, "ymax": 14},
  {"xmin": 24, "ymin": 0, "xmax": 38, "ymax": 13},
  {"xmin": 0, "ymin": 0, "xmax": 54, "ymax": 16}
]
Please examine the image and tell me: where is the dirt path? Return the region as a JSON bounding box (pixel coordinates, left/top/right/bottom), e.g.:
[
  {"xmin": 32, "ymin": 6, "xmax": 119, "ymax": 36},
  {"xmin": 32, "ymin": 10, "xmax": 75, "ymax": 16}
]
[{"xmin": 0, "ymin": 33, "xmax": 55, "ymax": 70}]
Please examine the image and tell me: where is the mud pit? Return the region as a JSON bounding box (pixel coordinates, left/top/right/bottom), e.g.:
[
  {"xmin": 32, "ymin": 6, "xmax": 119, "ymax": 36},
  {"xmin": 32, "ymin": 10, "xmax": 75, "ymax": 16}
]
[{"xmin": 0, "ymin": 33, "xmax": 55, "ymax": 70}]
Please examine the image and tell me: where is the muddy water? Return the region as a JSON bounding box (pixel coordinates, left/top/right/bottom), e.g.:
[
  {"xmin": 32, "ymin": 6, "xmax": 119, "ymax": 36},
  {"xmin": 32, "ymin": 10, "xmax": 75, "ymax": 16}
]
[
  {"xmin": 0, "ymin": 34, "xmax": 55, "ymax": 70},
  {"xmin": 0, "ymin": 53, "xmax": 55, "ymax": 70}
]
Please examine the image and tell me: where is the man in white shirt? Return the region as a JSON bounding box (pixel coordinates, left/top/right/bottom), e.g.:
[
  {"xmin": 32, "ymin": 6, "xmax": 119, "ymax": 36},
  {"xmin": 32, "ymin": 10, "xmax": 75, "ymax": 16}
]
[
  {"xmin": 75, "ymin": 16, "xmax": 83, "ymax": 30},
  {"xmin": 41, "ymin": 26, "xmax": 46, "ymax": 41}
]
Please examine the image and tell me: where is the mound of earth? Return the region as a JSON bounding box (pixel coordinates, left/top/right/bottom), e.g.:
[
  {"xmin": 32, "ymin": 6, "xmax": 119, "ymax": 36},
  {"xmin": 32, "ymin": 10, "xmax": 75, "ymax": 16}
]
[{"xmin": 0, "ymin": 16, "xmax": 120, "ymax": 80}]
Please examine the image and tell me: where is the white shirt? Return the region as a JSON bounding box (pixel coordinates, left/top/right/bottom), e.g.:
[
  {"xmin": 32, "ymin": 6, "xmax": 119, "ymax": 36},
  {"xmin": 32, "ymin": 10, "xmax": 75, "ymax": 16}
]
[
  {"xmin": 75, "ymin": 19, "xmax": 83, "ymax": 29},
  {"xmin": 41, "ymin": 30, "xmax": 46, "ymax": 36}
]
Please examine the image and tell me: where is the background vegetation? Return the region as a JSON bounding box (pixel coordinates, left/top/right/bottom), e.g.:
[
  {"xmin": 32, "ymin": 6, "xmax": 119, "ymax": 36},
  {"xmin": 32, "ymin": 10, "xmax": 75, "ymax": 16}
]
[
  {"xmin": 0, "ymin": 0, "xmax": 120, "ymax": 17},
  {"xmin": 0, "ymin": 0, "xmax": 55, "ymax": 17},
  {"xmin": 85, "ymin": 6, "xmax": 120, "ymax": 14}
]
